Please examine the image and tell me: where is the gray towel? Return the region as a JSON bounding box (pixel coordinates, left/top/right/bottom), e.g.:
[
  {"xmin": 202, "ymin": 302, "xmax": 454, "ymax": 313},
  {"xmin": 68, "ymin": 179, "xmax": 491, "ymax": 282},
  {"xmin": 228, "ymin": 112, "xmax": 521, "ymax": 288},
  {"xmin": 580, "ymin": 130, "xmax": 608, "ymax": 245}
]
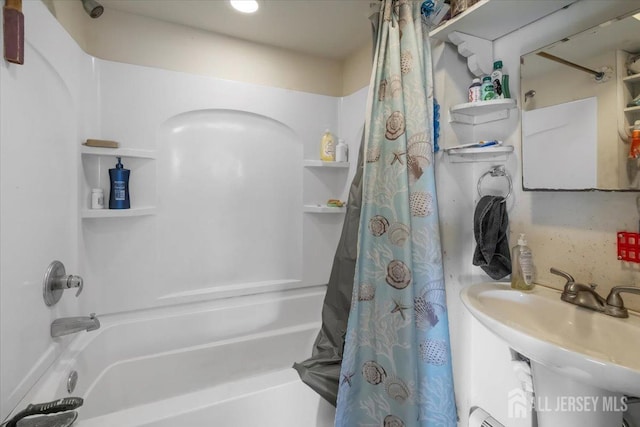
[{"xmin": 473, "ymin": 195, "xmax": 511, "ymax": 280}]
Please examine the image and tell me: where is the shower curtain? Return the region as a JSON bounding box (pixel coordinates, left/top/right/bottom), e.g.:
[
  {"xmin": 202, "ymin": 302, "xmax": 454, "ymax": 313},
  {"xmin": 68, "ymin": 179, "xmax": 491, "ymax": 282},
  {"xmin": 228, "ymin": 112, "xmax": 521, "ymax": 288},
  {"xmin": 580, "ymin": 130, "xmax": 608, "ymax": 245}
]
[{"xmin": 335, "ymin": 1, "xmax": 457, "ymax": 425}]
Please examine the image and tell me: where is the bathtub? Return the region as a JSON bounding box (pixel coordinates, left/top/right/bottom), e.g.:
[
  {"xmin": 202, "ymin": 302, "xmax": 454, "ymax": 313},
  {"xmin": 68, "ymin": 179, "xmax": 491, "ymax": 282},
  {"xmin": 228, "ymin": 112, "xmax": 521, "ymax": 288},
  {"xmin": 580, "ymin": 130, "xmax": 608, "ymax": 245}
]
[{"xmin": 14, "ymin": 285, "xmax": 335, "ymax": 426}]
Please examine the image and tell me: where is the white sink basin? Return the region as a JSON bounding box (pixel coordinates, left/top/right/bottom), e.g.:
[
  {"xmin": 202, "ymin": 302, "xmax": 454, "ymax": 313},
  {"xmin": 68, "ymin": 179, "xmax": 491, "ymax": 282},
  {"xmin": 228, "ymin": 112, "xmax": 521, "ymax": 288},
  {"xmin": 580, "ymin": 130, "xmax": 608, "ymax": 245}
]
[{"xmin": 461, "ymin": 282, "xmax": 640, "ymax": 397}]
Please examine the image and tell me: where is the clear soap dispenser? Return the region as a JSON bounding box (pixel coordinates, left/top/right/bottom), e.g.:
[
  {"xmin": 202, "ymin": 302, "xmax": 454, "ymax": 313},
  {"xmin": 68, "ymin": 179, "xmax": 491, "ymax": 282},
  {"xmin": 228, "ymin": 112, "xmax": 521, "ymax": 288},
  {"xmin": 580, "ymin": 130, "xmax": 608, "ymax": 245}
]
[{"xmin": 511, "ymin": 233, "xmax": 535, "ymax": 291}]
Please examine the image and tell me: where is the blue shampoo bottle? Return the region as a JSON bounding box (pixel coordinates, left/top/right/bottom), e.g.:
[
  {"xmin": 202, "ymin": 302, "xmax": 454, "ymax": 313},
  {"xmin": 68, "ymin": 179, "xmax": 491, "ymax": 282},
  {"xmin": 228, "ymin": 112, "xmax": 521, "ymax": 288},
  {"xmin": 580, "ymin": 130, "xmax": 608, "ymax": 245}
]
[{"xmin": 109, "ymin": 157, "xmax": 130, "ymax": 209}]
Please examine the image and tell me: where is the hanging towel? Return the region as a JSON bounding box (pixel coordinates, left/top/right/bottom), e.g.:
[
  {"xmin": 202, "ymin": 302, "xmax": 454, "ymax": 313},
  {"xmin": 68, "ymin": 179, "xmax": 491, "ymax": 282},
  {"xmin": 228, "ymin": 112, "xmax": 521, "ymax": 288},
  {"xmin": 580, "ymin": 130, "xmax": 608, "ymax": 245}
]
[{"xmin": 473, "ymin": 195, "xmax": 511, "ymax": 279}]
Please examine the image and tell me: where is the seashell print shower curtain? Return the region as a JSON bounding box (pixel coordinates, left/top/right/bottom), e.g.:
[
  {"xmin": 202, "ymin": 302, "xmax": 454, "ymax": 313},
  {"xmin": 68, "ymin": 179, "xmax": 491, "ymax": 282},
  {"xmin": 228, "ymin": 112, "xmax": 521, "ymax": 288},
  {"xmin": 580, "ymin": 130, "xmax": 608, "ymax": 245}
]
[{"xmin": 335, "ymin": 1, "xmax": 457, "ymax": 425}]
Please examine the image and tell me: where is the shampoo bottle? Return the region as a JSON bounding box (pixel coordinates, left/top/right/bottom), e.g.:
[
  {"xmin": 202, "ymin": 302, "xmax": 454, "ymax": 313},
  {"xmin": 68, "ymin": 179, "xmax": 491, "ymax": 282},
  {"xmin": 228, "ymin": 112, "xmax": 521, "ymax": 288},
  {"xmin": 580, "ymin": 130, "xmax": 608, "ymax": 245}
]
[
  {"xmin": 481, "ymin": 76, "xmax": 495, "ymax": 101},
  {"xmin": 511, "ymin": 233, "xmax": 535, "ymax": 291},
  {"xmin": 335, "ymin": 138, "xmax": 348, "ymax": 162},
  {"xmin": 320, "ymin": 129, "xmax": 336, "ymax": 161},
  {"xmin": 491, "ymin": 60, "xmax": 505, "ymax": 99},
  {"xmin": 109, "ymin": 157, "xmax": 130, "ymax": 209}
]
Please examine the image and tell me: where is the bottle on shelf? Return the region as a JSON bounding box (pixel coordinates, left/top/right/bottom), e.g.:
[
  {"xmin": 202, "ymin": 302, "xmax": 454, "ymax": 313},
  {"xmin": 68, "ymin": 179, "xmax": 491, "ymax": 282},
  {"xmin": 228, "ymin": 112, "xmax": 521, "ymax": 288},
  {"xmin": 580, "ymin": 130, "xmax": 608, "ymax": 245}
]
[
  {"xmin": 320, "ymin": 129, "xmax": 336, "ymax": 161},
  {"xmin": 91, "ymin": 188, "xmax": 104, "ymax": 209},
  {"xmin": 630, "ymin": 120, "xmax": 640, "ymax": 159},
  {"xmin": 481, "ymin": 76, "xmax": 495, "ymax": 101},
  {"xmin": 335, "ymin": 138, "xmax": 348, "ymax": 162},
  {"xmin": 491, "ymin": 60, "xmax": 507, "ymax": 99},
  {"xmin": 468, "ymin": 77, "xmax": 482, "ymax": 103},
  {"xmin": 109, "ymin": 157, "xmax": 130, "ymax": 209}
]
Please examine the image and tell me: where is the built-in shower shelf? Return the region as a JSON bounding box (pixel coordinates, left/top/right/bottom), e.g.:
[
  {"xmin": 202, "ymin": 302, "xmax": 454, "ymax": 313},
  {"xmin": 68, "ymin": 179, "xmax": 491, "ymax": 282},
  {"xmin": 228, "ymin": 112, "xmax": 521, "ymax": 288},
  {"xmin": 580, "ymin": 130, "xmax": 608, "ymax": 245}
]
[
  {"xmin": 81, "ymin": 146, "xmax": 157, "ymax": 159},
  {"xmin": 82, "ymin": 207, "xmax": 157, "ymax": 218},
  {"xmin": 304, "ymin": 205, "xmax": 346, "ymax": 214},
  {"xmin": 81, "ymin": 146, "xmax": 157, "ymax": 216},
  {"xmin": 304, "ymin": 160, "xmax": 349, "ymax": 168}
]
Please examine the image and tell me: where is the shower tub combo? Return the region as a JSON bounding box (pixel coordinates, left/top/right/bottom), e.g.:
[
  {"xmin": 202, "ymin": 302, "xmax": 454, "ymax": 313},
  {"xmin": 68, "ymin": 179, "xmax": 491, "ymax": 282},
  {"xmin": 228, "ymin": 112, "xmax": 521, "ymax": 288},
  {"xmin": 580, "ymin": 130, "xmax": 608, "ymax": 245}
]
[{"xmin": 14, "ymin": 285, "xmax": 334, "ymax": 426}]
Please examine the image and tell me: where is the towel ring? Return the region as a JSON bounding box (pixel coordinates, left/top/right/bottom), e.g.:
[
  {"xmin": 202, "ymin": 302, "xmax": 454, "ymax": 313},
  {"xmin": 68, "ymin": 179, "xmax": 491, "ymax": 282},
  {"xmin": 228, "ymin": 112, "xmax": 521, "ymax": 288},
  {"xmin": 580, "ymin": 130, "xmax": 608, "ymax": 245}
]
[{"xmin": 477, "ymin": 165, "xmax": 512, "ymax": 202}]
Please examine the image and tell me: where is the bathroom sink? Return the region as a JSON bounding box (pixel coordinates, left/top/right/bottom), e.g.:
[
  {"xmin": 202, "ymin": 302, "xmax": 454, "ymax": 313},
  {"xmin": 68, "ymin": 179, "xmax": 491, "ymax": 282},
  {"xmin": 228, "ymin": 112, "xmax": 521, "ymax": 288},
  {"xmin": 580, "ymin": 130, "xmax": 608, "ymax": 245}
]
[{"xmin": 461, "ymin": 283, "xmax": 640, "ymax": 397}]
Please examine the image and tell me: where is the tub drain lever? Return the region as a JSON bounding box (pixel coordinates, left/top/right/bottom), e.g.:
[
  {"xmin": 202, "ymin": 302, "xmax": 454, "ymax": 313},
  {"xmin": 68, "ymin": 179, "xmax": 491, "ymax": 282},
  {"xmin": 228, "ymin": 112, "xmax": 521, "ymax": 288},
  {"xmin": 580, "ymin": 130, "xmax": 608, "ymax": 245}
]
[{"xmin": 2, "ymin": 397, "xmax": 83, "ymax": 427}]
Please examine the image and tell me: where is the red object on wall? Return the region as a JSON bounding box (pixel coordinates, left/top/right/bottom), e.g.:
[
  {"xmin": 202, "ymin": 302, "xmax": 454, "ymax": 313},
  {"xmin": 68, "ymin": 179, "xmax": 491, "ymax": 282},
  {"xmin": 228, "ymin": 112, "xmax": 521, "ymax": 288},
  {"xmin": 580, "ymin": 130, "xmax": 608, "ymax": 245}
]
[
  {"xmin": 618, "ymin": 232, "xmax": 640, "ymax": 263},
  {"xmin": 3, "ymin": 0, "xmax": 24, "ymax": 65}
]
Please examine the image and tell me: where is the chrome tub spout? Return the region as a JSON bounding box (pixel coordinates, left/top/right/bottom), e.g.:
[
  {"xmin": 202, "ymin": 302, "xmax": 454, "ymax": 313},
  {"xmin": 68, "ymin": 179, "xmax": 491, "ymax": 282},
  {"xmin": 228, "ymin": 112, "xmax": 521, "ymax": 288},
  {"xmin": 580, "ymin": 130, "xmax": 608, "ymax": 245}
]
[{"xmin": 51, "ymin": 313, "xmax": 100, "ymax": 338}]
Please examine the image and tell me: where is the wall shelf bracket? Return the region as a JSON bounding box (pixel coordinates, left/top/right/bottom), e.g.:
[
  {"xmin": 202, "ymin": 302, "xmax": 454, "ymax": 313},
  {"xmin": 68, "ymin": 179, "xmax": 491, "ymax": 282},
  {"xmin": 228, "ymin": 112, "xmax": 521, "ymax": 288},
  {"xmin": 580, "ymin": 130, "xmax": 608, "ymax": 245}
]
[{"xmin": 448, "ymin": 31, "xmax": 493, "ymax": 76}]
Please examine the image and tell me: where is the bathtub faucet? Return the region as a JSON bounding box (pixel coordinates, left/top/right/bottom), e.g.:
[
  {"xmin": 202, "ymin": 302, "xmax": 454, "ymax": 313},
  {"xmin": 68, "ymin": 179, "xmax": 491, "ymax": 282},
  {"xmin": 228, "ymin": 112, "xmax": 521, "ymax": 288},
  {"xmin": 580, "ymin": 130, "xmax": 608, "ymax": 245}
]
[{"xmin": 51, "ymin": 313, "xmax": 100, "ymax": 338}]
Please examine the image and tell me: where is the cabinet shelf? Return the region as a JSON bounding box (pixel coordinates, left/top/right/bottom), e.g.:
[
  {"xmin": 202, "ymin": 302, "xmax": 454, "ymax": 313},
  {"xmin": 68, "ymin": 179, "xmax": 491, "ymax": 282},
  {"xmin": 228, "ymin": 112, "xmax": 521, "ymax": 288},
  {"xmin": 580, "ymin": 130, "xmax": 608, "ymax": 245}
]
[
  {"xmin": 304, "ymin": 160, "xmax": 349, "ymax": 168},
  {"xmin": 624, "ymin": 105, "xmax": 640, "ymax": 114},
  {"xmin": 82, "ymin": 207, "xmax": 157, "ymax": 218},
  {"xmin": 304, "ymin": 205, "xmax": 346, "ymax": 214},
  {"xmin": 429, "ymin": 0, "xmax": 575, "ymax": 42},
  {"xmin": 623, "ymin": 73, "xmax": 640, "ymax": 84}
]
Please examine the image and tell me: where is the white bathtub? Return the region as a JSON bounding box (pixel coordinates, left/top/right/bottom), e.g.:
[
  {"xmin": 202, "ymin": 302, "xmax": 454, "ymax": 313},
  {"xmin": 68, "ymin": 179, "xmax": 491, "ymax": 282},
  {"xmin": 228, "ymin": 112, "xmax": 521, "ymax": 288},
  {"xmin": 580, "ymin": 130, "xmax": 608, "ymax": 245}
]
[{"xmin": 15, "ymin": 286, "xmax": 335, "ymax": 426}]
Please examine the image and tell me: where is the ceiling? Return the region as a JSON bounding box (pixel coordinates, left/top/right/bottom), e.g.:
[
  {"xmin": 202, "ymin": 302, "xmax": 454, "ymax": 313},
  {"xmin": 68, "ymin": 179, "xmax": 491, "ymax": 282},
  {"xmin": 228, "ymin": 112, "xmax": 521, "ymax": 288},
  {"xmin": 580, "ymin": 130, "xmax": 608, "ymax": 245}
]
[{"xmin": 99, "ymin": 0, "xmax": 374, "ymax": 60}]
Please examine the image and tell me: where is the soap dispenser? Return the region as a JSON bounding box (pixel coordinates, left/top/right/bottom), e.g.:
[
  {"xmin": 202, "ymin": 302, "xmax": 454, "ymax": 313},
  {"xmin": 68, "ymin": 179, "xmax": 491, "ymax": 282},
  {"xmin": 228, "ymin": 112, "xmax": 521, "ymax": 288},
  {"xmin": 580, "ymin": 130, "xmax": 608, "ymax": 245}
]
[
  {"xmin": 109, "ymin": 157, "xmax": 130, "ymax": 209},
  {"xmin": 511, "ymin": 233, "xmax": 535, "ymax": 291}
]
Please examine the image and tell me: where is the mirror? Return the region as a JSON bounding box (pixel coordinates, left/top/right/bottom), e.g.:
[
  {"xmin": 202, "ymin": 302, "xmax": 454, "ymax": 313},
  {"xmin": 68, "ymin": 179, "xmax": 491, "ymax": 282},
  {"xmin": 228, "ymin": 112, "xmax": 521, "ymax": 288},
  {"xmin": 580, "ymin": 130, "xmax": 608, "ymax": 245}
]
[{"xmin": 521, "ymin": 10, "xmax": 640, "ymax": 191}]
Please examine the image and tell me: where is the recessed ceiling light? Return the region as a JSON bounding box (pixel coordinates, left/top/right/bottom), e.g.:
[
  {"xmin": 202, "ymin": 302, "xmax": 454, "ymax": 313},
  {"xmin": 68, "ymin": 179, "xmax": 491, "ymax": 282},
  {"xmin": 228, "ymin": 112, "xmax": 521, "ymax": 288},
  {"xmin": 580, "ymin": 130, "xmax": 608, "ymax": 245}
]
[
  {"xmin": 230, "ymin": 0, "xmax": 259, "ymax": 14},
  {"xmin": 634, "ymin": 13, "xmax": 640, "ymax": 22}
]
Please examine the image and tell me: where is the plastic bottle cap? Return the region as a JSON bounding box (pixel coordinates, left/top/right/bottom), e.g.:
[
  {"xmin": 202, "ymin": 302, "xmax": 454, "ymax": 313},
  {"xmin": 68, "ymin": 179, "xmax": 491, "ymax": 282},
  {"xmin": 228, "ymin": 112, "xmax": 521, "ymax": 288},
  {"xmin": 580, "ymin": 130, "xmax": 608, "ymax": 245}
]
[
  {"xmin": 482, "ymin": 76, "xmax": 491, "ymax": 82},
  {"xmin": 635, "ymin": 120, "xmax": 640, "ymax": 130},
  {"xmin": 116, "ymin": 157, "xmax": 123, "ymax": 169},
  {"xmin": 472, "ymin": 78, "xmax": 481, "ymax": 83},
  {"xmin": 518, "ymin": 233, "xmax": 527, "ymax": 246},
  {"xmin": 493, "ymin": 60, "xmax": 503, "ymax": 69}
]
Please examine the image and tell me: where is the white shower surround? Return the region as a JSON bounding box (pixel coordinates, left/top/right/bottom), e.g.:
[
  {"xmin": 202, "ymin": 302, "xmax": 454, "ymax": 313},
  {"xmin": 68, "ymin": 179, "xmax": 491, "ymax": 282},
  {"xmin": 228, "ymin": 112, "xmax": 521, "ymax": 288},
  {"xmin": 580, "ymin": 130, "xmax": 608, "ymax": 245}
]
[{"xmin": 0, "ymin": 1, "xmax": 366, "ymax": 420}]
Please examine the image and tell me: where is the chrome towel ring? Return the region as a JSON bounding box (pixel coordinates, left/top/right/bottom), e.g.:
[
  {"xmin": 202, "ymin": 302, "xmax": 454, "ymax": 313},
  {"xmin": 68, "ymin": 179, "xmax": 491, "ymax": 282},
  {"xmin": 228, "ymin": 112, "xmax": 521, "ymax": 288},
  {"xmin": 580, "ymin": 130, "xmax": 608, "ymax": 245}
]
[{"xmin": 477, "ymin": 165, "xmax": 512, "ymax": 202}]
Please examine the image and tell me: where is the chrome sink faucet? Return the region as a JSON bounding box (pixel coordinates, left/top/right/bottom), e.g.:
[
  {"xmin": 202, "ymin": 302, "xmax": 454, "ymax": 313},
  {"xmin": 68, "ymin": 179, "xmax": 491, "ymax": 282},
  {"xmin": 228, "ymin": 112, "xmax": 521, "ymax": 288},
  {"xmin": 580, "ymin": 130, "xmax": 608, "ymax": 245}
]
[
  {"xmin": 51, "ymin": 313, "xmax": 100, "ymax": 338},
  {"xmin": 550, "ymin": 268, "xmax": 607, "ymax": 312},
  {"xmin": 551, "ymin": 268, "xmax": 640, "ymax": 318},
  {"xmin": 605, "ymin": 286, "xmax": 640, "ymax": 318}
]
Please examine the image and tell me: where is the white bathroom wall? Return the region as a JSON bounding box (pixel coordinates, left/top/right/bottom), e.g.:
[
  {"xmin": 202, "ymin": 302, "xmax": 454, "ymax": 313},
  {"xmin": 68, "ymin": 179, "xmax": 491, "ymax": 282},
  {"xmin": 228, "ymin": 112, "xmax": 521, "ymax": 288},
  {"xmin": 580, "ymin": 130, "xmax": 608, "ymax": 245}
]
[
  {"xmin": 1, "ymin": 1, "xmax": 362, "ymax": 419},
  {"xmin": 492, "ymin": 1, "xmax": 640, "ymax": 306},
  {"xmin": 0, "ymin": 1, "xmax": 95, "ymax": 419},
  {"xmin": 82, "ymin": 59, "xmax": 348, "ymax": 314},
  {"xmin": 45, "ymin": 0, "xmax": 346, "ymax": 97}
]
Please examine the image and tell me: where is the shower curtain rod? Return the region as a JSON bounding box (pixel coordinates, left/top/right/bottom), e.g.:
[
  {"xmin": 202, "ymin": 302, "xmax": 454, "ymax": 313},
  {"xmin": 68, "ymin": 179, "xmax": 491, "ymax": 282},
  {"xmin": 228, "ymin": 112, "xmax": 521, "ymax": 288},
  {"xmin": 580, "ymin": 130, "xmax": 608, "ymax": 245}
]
[{"xmin": 536, "ymin": 51, "xmax": 605, "ymax": 80}]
